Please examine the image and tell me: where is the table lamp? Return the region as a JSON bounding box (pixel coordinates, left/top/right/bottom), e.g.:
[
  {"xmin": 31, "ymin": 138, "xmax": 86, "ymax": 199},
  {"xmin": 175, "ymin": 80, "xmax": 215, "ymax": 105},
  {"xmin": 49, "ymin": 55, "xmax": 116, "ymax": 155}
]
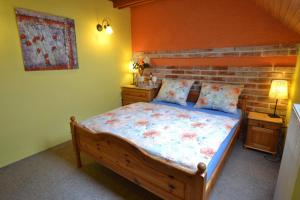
[
  {"xmin": 268, "ymin": 80, "xmax": 288, "ymax": 118},
  {"xmin": 129, "ymin": 61, "xmax": 138, "ymax": 85}
]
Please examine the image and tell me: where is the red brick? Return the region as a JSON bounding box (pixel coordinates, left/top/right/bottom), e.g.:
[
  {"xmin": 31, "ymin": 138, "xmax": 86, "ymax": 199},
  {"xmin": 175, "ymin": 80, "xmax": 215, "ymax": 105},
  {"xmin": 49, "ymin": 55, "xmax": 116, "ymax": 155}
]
[
  {"xmin": 235, "ymin": 72, "xmax": 258, "ymax": 77},
  {"xmin": 226, "ymin": 77, "xmax": 245, "ymax": 83},
  {"xmin": 274, "ymin": 66, "xmax": 295, "ymax": 73},
  {"xmin": 244, "ymin": 84, "xmax": 257, "ymax": 89},
  {"xmin": 257, "ymin": 84, "xmax": 271, "ymax": 89},
  {"xmin": 201, "ymin": 71, "xmax": 217, "ymax": 75},
  {"xmin": 179, "ymin": 75, "xmax": 194, "ymax": 79},
  {"xmin": 211, "ymin": 77, "xmax": 226, "ymax": 82},
  {"xmin": 192, "ymin": 76, "xmax": 204, "ymax": 80},
  {"xmin": 243, "ymin": 89, "xmax": 269, "ymax": 96},
  {"xmin": 165, "ymin": 75, "xmax": 178, "ymax": 78},
  {"xmin": 258, "ymin": 72, "xmax": 283, "ymax": 78},
  {"xmin": 211, "ymin": 66, "xmax": 228, "ymax": 70},
  {"xmin": 194, "ymin": 66, "xmax": 211, "ymax": 70},
  {"xmin": 179, "ymin": 66, "xmax": 194, "ymax": 69},
  {"xmin": 171, "ymin": 70, "xmax": 184, "ymax": 74},
  {"xmin": 218, "ymin": 71, "xmax": 236, "ymax": 76},
  {"xmin": 247, "ymin": 67, "xmax": 273, "ymax": 71},
  {"xmin": 247, "ymin": 78, "xmax": 271, "ymax": 84},
  {"xmin": 283, "ymin": 73, "xmax": 294, "ymax": 79},
  {"xmin": 240, "ymin": 52, "xmax": 262, "ymax": 56},
  {"xmin": 185, "ymin": 70, "xmax": 200, "ymax": 74},
  {"xmin": 246, "ymin": 107, "xmax": 255, "ymax": 112},
  {"xmin": 166, "ymin": 66, "xmax": 179, "ymax": 69},
  {"xmin": 240, "ymin": 95, "xmax": 257, "ymax": 101}
]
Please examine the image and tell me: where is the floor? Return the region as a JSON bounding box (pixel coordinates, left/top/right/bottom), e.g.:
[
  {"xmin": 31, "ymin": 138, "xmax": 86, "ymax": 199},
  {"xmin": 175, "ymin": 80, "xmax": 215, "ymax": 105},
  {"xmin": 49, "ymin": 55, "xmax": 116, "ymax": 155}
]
[{"xmin": 0, "ymin": 140, "xmax": 280, "ymax": 200}]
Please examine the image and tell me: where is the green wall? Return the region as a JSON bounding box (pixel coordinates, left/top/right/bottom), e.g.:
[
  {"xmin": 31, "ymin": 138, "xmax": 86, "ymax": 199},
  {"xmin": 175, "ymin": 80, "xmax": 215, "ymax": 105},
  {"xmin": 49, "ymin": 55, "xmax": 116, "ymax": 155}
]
[{"xmin": 0, "ymin": 0, "xmax": 132, "ymax": 167}]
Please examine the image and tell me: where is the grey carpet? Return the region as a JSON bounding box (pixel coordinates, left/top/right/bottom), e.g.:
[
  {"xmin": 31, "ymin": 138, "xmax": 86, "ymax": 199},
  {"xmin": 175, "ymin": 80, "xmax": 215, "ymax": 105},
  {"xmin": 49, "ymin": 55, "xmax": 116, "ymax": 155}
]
[{"xmin": 0, "ymin": 140, "xmax": 280, "ymax": 200}]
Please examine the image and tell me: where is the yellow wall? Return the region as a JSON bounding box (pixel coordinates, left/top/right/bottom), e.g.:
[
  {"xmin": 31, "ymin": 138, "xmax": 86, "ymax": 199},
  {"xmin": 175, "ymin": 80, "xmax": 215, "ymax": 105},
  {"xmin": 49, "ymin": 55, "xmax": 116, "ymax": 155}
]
[
  {"xmin": 292, "ymin": 51, "xmax": 300, "ymax": 199},
  {"xmin": 0, "ymin": 0, "xmax": 132, "ymax": 167},
  {"xmin": 291, "ymin": 52, "xmax": 300, "ymax": 103},
  {"xmin": 287, "ymin": 50, "xmax": 300, "ymax": 122}
]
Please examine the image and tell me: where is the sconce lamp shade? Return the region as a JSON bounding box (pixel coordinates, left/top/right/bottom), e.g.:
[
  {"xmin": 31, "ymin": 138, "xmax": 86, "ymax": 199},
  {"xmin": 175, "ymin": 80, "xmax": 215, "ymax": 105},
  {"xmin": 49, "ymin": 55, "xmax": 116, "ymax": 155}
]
[
  {"xmin": 96, "ymin": 24, "xmax": 103, "ymax": 32},
  {"xmin": 269, "ymin": 80, "xmax": 288, "ymax": 100},
  {"xmin": 96, "ymin": 18, "xmax": 113, "ymax": 35},
  {"xmin": 105, "ymin": 25, "xmax": 113, "ymax": 35}
]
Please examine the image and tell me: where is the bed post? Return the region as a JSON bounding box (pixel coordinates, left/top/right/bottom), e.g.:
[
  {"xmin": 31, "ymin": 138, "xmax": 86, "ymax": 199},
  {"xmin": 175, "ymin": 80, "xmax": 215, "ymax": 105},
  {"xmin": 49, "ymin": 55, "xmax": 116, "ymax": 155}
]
[
  {"xmin": 240, "ymin": 97, "xmax": 247, "ymax": 138},
  {"xmin": 192, "ymin": 162, "xmax": 207, "ymax": 200},
  {"xmin": 70, "ymin": 116, "xmax": 82, "ymax": 168}
]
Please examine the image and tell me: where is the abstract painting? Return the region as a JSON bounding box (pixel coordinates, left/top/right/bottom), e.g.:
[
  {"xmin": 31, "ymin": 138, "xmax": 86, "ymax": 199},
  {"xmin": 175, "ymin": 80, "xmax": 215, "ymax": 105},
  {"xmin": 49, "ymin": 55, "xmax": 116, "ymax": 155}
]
[{"xmin": 15, "ymin": 8, "xmax": 78, "ymax": 71}]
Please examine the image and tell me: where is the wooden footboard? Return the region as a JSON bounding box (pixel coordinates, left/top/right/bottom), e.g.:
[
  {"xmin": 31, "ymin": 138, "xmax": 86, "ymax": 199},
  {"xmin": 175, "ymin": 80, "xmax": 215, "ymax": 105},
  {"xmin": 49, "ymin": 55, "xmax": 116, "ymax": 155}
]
[
  {"xmin": 70, "ymin": 97, "xmax": 245, "ymax": 200},
  {"xmin": 70, "ymin": 92, "xmax": 246, "ymax": 200},
  {"xmin": 70, "ymin": 117, "xmax": 207, "ymax": 200}
]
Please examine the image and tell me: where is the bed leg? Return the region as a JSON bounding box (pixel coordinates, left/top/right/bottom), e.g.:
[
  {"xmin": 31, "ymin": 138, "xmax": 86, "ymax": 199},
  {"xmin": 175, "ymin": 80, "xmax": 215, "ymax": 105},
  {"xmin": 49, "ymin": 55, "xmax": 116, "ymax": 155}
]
[
  {"xmin": 73, "ymin": 139, "xmax": 82, "ymax": 168},
  {"xmin": 191, "ymin": 163, "xmax": 207, "ymax": 200},
  {"xmin": 70, "ymin": 116, "xmax": 82, "ymax": 168}
]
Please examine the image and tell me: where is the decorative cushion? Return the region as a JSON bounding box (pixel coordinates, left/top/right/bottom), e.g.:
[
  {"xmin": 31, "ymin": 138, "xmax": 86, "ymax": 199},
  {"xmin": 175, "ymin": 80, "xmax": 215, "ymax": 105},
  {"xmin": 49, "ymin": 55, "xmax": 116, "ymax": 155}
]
[
  {"xmin": 155, "ymin": 79, "xmax": 194, "ymax": 106},
  {"xmin": 194, "ymin": 83, "xmax": 243, "ymax": 113}
]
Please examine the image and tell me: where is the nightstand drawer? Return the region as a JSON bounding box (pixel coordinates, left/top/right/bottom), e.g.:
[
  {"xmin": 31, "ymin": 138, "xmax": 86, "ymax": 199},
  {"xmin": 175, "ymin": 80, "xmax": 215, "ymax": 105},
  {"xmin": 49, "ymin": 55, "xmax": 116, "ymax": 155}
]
[
  {"xmin": 245, "ymin": 125, "xmax": 278, "ymax": 153},
  {"xmin": 250, "ymin": 126, "xmax": 274, "ymax": 135},
  {"xmin": 122, "ymin": 89, "xmax": 151, "ymax": 98},
  {"xmin": 122, "ymin": 100, "xmax": 139, "ymax": 106},
  {"xmin": 122, "ymin": 95, "xmax": 149, "ymax": 102},
  {"xmin": 248, "ymin": 119, "xmax": 280, "ymax": 130},
  {"xmin": 121, "ymin": 85, "xmax": 158, "ymax": 106}
]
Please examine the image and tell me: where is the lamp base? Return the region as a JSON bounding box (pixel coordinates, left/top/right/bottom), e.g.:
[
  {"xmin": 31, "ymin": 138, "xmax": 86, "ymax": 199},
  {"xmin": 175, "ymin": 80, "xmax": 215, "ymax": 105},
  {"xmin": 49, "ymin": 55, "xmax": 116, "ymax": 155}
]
[{"xmin": 268, "ymin": 113, "xmax": 281, "ymax": 118}]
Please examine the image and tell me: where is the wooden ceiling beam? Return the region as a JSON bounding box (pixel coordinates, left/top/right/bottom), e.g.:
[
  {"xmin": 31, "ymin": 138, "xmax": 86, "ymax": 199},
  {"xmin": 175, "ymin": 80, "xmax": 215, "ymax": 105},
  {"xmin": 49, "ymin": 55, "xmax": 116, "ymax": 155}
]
[{"xmin": 112, "ymin": 0, "xmax": 156, "ymax": 9}]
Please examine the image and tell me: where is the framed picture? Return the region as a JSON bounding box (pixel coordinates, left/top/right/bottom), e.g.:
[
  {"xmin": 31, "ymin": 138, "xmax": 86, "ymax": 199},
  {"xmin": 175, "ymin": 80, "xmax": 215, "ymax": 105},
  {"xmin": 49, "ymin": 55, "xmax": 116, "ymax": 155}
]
[{"xmin": 15, "ymin": 8, "xmax": 78, "ymax": 71}]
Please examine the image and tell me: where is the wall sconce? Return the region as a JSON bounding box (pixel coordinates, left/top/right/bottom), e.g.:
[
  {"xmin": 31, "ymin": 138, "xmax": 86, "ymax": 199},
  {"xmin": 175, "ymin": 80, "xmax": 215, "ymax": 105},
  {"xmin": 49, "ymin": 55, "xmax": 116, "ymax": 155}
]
[{"xmin": 96, "ymin": 18, "xmax": 113, "ymax": 35}]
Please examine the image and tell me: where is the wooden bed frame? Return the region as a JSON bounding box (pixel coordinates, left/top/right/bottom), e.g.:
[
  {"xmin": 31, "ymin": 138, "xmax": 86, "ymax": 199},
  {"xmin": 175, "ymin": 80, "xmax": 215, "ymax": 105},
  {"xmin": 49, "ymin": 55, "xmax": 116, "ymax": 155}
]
[{"xmin": 70, "ymin": 91, "xmax": 246, "ymax": 200}]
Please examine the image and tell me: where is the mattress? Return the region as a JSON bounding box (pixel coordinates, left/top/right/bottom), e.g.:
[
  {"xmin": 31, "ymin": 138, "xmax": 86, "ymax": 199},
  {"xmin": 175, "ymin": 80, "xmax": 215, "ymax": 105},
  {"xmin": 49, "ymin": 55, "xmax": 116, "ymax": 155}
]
[
  {"xmin": 152, "ymin": 100, "xmax": 241, "ymax": 180},
  {"xmin": 80, "ymin": 102, "xmax": 240, "ymax": 180}
]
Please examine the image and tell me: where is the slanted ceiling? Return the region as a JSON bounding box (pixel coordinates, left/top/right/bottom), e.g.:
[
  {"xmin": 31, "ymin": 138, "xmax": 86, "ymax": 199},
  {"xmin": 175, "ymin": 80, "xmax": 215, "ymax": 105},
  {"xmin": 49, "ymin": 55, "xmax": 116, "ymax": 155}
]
[
  {"xmin": 112, "ymin": 0, "xmax": 300, "ymax": 36},
  {"xmin": 255, "ymin": 0, "xmax": 300, "ymax": 35}
]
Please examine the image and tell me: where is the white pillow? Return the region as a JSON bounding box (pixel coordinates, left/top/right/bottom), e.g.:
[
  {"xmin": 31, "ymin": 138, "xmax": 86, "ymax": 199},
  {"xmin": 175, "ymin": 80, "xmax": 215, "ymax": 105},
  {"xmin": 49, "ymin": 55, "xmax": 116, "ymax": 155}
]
[
  {"xmin": 194, "ymin": 83, "xmax": 243, "ymax": 113},
  {"xmin": 155, "ymin": 79, "xmax": 194, "ymax": 106}
]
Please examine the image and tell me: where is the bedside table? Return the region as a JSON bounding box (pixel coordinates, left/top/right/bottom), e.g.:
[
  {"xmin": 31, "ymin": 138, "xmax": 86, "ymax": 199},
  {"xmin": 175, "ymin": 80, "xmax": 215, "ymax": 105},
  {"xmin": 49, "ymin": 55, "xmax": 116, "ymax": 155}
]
[
  {"xmin": 121, "ymin": 85, "xmax": 158, "ymax": 106},
  {"xmin": 244, "ymin": 112, "xmax": 283, "ymax": 155}
]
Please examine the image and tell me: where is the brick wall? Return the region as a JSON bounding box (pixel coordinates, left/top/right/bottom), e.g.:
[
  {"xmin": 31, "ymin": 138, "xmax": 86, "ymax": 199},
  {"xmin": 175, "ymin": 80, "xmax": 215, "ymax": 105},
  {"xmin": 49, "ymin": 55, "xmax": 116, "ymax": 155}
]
[
  {"xmin": 139, "ymin": 45, "xmax": 298, "ymax": 116},
  {"xmin": 142, "ymin": 44, "xmax": 298, "ymax": 58}
]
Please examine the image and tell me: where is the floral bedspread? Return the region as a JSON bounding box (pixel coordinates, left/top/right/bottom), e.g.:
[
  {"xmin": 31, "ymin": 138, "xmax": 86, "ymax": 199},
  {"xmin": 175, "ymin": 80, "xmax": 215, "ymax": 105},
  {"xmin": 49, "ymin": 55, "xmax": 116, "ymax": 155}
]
[{"xmin": 80, "ymin": 102, "xmax": 239, "ymax": 172}]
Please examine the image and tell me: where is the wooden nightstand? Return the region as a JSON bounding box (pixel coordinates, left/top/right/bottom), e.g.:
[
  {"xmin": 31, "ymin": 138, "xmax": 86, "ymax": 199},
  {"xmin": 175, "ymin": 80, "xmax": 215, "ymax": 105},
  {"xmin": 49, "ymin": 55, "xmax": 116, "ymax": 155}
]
[
  {"xmin": 244, "ymin": 112, "xmax": 283, "ymax": 155},
  {"xmin": 121, "ymin": 85, "xmax": 158, "ymax": 106}
]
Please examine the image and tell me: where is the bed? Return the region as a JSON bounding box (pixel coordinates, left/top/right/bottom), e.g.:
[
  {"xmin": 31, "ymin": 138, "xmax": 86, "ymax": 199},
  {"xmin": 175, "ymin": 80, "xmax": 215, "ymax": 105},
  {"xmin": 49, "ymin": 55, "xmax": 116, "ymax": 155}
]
[{"xmin": 70, "ymin": 91, "xmax": 246, "ymax": 200}]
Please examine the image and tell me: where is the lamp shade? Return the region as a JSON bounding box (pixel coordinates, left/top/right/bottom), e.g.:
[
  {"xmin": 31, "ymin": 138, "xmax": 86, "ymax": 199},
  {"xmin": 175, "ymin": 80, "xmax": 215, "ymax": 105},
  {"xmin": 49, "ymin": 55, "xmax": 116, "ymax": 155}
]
[
  {"xmin": 269, "ymin": 80, "xmax": 288, "ymax": 100},
  {"xmin": 105, "ymin": 25, "xmax": 113, "ymax": 35},
  {"xmin": 129, "ymin": 61, "xmax": 137, "ymax": 73}
]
